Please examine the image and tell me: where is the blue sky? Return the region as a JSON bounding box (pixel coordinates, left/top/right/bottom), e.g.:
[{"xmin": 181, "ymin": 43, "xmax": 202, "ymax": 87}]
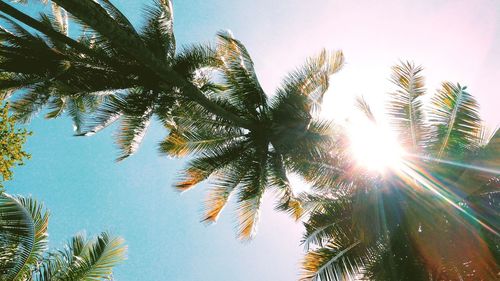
[{"xmin": 7, "ymin": 0, "xmax": 499, "ymax": 280}]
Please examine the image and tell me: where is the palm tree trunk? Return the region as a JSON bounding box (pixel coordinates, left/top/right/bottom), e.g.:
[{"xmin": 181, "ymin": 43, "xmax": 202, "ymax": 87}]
[{"xmin": 50, "ymin": 0, "xmax": 253, "ymax": 130}]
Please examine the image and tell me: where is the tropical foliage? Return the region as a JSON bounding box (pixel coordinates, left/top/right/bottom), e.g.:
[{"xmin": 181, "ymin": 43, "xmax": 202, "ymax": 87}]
[
  {"xmin": 0, "ymin": 0, "xmax": 345, "ymax": 239},
  {"xmin": 0, "ymin": 98, "xmax": 126, "ymax": 280},
  {"xmin": 300, "ymin": 62, "xmax": 499, "ymax": 280},
  {"xmin": 160, "ymin": 32, "xmax": 344, "ymax": 239},
  {"xmin": 0, "ymin": 194, "xmax": 127, "ymax": 281},
  {"xmin": 0, "ymin": 0, "xmax": 221, "ymax": 160},
  {"xmin": 0, "ymin": 1, "xmax": 498, "ymax": 280},
  {"xmin": 0, "ymin": 102, "xmax": 30, "ymax": 190}
]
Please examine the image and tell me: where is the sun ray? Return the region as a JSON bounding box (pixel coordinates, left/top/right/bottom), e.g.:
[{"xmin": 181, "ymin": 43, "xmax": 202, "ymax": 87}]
[
  {"xmin": 397, "ymin": 160, "xmax": 499, "ymax": 237},
  {"xmin": 407, "ymin": 153, "xmax": 500, "ymax": 175}
]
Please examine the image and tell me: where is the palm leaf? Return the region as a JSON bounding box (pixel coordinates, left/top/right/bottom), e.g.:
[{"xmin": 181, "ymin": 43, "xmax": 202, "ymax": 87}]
[
  {"xmin": 76, "ymin": 93, "xmax": 126, "ymax": 136},
  {"xmin": 174, "ymin": 141, "xmax": 249, "ymax": 191},
  {"xmin": 355, "ymin": 96, "xmax": 376, "ymax": 123},
  {"xmin": 115, "ymin": 109, "xmax": 153, "ymax": 161},
  {"xmin": 202, "ymin": 159, "xmax": 250, "ymax": 223},
  {"xmin": 268, "ymin": 152, "xmax": 303, "ymax": 220},
  {"xmin": 10, "ymin": 85, "xmax": 51, "ymax": 123},
  {"xmin": 216, "ymin": 31, "xmax": 268, "ymax": 116},
  {"xmin": 454, "ymin": 128, "xmax": 499, "ymax": 195},
  {"xmin": 301, "ymin": 241, "xmax": 364, "ymax": 281},
  {"xmin": 236, "ymin": 151, "xmax": 268, "ymax": 240},
  {"xmin": 0, "ymin": 194, "xmax": 48, "ymax": 281},
  {"xmin": 159, "ymin": 102, "xmax": 244, "ymax": 157},
  {"xmin": 386, "ymin": 61, "xmax": 426, "ymax": 151},
  {"xmin": 36, "ymin": 232, "xmax": 126, "ymax": 281},
  {"xmin": 11, "ymin": 196, "xmax": 49, "ymax": 280},
  {"xmin": 274, "ymin": 49, "xmax": 344, "ymax": 116},
  {"xmin": 141, "ymin": 0, "xmax": 175, "ymax": 62},
  {"xmin": 302, "ymin": 199, "xmax": 353, "ymax": 251},
  {"xmin": 173, "ymin": 44, "xmax": 221, "ymax": 79},
  {"xmin": 50, "ymin": 3, "xmax": 68, "ymax": 36},
  {"xmin": 160, "ymin": 126, "xmax": 242, "ymax": 157},
  {"xmin": 66, "ymin": 96, "xmax": 86, "ymax": 132},
  {"xmin": 100, "ymin": 0, "xmax": 137, "ymax": 35},
  {"xmin": 429, "ymin": 82, "xmax": 481, "ymax": 158}
]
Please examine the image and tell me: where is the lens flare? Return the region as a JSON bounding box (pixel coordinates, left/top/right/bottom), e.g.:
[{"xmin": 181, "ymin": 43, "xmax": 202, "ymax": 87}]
[{"xmin": 348, "ymin": 119, "xmax": 404, "ymax": 172}]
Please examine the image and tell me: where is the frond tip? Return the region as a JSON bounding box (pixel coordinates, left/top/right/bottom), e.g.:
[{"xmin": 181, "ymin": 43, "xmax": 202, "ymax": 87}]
[{"xmin": 301, "ymin": 241, "xmax": 363, "ymax": 281}]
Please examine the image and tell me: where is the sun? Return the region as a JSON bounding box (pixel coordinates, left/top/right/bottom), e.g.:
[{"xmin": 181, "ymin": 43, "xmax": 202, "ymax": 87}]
[{"xmin": 348, "ymin": 119, "xmax": 404, "ymax": 172}]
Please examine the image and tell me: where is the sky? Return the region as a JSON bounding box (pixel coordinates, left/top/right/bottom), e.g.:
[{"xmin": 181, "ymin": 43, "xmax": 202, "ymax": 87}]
[{"xmin": 7, "ymin": 0, "xmax": 500, "ymax": 280}]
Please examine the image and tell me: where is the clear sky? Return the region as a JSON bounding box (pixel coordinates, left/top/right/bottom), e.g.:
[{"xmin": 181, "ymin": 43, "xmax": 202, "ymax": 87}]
[{"xmin": 8, "ymin": 0, "xmax": 499, "ymax": 280}]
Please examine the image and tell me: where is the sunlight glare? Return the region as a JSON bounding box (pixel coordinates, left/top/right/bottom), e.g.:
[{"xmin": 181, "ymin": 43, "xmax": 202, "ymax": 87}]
[
  {"xmin": 288, "ymin": 172, "xmax": 312, "ymax": 194},
  {"xmin": 348, "ymin": 119, "xmax": 404, "ymax": 172}
]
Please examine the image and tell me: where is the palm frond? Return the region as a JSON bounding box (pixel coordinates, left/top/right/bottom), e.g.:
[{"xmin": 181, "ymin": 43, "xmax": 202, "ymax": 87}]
[
  {"xmin": 10, "ymin": 85, "xmax": 51, "ymax": 123},
  {"xmin": 11, "ymin": 196, "xmax": 49, "ymax": 280},
  {"xmin": 174, "ymin": 141, "xmax": 249, "ymax": 191},
  {"xmin": 0, "ymin": 194, "xmax": 48, "ymax": 281},
  {"xmin": 236, "ymin": 151, "xmax": 268, "ymax": 240},
  {"xmin": 302, "ymin": 199, "xmax": 353, "ymax": 251},
  {"xmin": 0, "ymin": 194, "xmax": 33, "ymax": 280},
  {"xmin": 202, "ymin": 160, "xmax": 250, "ymax": 223},
  {"xmin": 159, "ymin": 125, "xmax": 242, "ymax": 157},
  {"xmin": 100, "ymin": 0, "xmax": 137, "ymax": 35},
  {"xmin": 216, "ymin": 31, "xmax": 268, "ymax": 116},
  {"xmin": 66, "ymin": 96, "xmax": 86, "ymax": 132},
  {"xmin": 76, "ymin": 93, "xmax": 126, "ymax": 136},
  {"xmin": 236, "ymin": 190, "xmax": 264, "ymax": 241},
  {"xmin": 50, "ymin": 3, "xmax": 69, "ymax": 36},
  {"xmin": 274, "ymin": 49, "xmax": 344, "ymax": 116},
  {"xmin": 44, "ymin": 96, "xmax": 67, "ymax": 119},
  {"xmin": 140, "ymin": 0, "xmax": 175, "ymax": 62},
  {"xmin": 386, "ymin": 61, "xmax": 426, "ymax": 151},
  {"xmin": 355, "ymin": 96, "xmax": 376, "ymax": 123},
  {"xmin": 454, "ymin": 128, "xmax": 499, "ymax": 195},
  {"xmin": 268, "ymin": 152, "xmax": 303, "ymax": 220},
  {"xmin": 35, "ymin": 232, "xmax": 126, "ymax": 281},
  {"xmin": 296, "ymin": 193, "xmax": 335, "ymax": 217},
  {"xmin": 301, "ymin": 241, "xmax": 364, "ymax": 281},
  {"xmin": 115, "ymin": 109, "xmax": 153, "ymax": 161},
  {"xmin": 173, "ymin": 44, "xmax": 221, "ymax": 79},
  {"xmin": 0, "ymin": 73, "xmax": 43, "ymax": 100},
  {"xmin": 280, "ymin": 121, "xmax": 353, "ymax": 191},
  {"xmin": 428, "ymin": 82, "xmax": 482, "ymax": 159},
  {"xmin": 159, "ymin": 100, "xmax": 243, "ymax": 157}
]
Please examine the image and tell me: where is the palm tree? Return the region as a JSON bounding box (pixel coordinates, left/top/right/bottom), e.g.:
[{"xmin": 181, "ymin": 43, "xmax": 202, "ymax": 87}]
[
  {"xmin": 0, "ymin": 0, "xmax": 225, "ymax": 160},
  {"xmin": 0, "ymin": 0, "xmax": 249, "ymax": 124},
  {"xmin": 300, "ymin": 62, "xmax": 499, "ymax": 280},
  {"xmin": 0, "ymin": 193, "xmax": 126, "ymax": 280},
  {"xmin": 159, "ymin": 31, "xmax": 344, "ymax": 239},
  {"xmin": 0, "ymin": 1, "xmax": 346, "ymax": 239}
]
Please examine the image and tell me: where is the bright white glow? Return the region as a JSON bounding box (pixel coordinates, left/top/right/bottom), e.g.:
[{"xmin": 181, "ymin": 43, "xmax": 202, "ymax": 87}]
[
  {"xmin": 348, "ymin": 119, "xmax": 404, "ymax": 172},
  {"xmin": 287, "ymin": 173, "xmax": 312, "ymax": 194}
]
